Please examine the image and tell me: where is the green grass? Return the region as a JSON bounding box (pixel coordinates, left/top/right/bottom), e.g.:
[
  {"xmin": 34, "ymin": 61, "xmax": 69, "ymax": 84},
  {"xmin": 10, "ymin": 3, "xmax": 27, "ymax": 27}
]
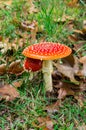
[
  {"xmin": 0, "ymin": 0, "xmax": 86, "ymax": 129},
  {"xmin": 0, "ymin": 95, "xmax": 86, "ymax": 129}
]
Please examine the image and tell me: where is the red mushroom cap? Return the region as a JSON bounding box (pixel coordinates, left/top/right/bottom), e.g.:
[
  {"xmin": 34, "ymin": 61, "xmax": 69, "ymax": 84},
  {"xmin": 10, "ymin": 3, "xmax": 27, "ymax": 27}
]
[
  {"xmin": 24, "ymin": 58, "xmax": 42, "ymax": 72},
  {"xmin": 22, "ymin": 42, "xmax": 72, "ymax": 60}
]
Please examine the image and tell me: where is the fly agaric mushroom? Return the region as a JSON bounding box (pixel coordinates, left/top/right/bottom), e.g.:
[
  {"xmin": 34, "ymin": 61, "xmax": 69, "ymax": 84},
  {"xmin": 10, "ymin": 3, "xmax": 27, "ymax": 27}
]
[{"xmin": 22, "ymin": 42, "xmax": 72, "ymax": 92}]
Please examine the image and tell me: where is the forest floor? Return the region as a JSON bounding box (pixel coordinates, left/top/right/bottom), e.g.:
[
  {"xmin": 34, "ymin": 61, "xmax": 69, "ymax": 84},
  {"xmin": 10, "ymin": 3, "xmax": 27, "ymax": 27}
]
[{"xmin": 0, "ymin": 0, "xmax": 86, "ymax": 130}]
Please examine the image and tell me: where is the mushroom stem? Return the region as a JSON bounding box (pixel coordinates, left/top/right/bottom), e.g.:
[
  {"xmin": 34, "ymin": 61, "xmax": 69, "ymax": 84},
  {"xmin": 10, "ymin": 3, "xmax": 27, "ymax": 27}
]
[
  {"xmin": 42, "ymin": 60, "xmax": 53, "ymax": 92},
  {"xmin": 29, "ymin": 71, "xmax": 34, "ymax": 80},
  {"xmin": 29, "ymin": 71, "xmax": 39, "ymax": 80}
]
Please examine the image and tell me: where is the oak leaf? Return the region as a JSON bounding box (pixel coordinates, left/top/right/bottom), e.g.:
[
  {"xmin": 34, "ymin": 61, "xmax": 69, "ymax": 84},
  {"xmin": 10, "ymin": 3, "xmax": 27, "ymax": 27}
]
[
  {"xmin": 67, "ymin": 0, "xmax": 79, "ymax": 7},
  {"xmin": 53, "ymin": 62, "xmax": 79, "ymax": 84},
  {"xmin": 0, "ymin": 84, "xmax": 19, "ymax": 101},
  {"xmin": 58, "ymin": 86, "xmax": 75, "ymax": 99},
  {"xmin": 8, "ymin": 60, "xmax": 24, "ymax": 75},
  {"xmin": 32, "ymin": 116, "xmax": 54, "ymax": 130},
  {"xmin": 45, "ymin": 100, "xmax": 61, "ymax": 114},
  {"xmin": 12, "ymin": 80, "xmax": 23, "ymax": 88},
  {"xmin": 74, "ymin": 94, "xmax": 84, "ymax": 107},
  {"xmin": 53, "ymin": 55, "xmax": 79, "ymax": 84},
  {"xmin": 79, "ymin": 56, "xmax": 86, "ymax": 76},
  {"xmin": 0, "ymin": 64, "xmax": 6, "ymax": 75}
]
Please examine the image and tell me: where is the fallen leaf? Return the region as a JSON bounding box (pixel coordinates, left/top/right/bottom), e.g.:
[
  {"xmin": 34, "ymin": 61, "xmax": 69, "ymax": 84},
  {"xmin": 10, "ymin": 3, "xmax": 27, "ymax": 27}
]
[
  {"xmin": 68, "ymin": 35, "xmax": 78, "ymax": 42},
  {"xmin": 73, "ymin": 41, "xmax": 86, "ymax": 53},
  {"xmin": 45, "ymin": 100, "xmax": 61, "ymax": 114},
  {"xmin": 83, "ymin": 20, "xmax": 86, "ymax": 31},
  {"xmin": 32, "ymin": 116, "xmax": 54, "ymax": 130},
  {"xmin": 53, "ymin": 62, "xmax": 79, "ymax": 84},
  {"xmin": 79, "ymin": 83, "xmax": 86, "ymax": 91},
  {"xmin": 21, "ymin": 20, "xmax": 38, "ymax": 43},
  {"xmin": 54, "ymin": 55, "xmax": 80, "ymax": 81},
  {"xmin": 0, "ymin": 42, "xmax": 10, "ymax": 54},
  {"xmin": 29, "ymin": 0, "xmax": 38, "ymax": 14},
  {"xmin": 78, "ymin": 124, "xmax": 86, "ymax": 130},
  {"xmin": 0, "ymin": 36, "xmax": 3, "ymax": 41},
  {"xmin": 72, "ymin": 21, "xmax": 86, "ymax": 41},
  {"xmin": 30, "ymin": 20, "xmax": 38, "ymax": 43},
  {"xmin": 74, "ymin": 20, "xmax": 86, "ymax": 35},
  {"xmin": 12, "ymin": 80, "xmax": 23, "ymax": 88},
  {"xmin": 0, "ymin": 84, "xmax": 19, "ymax": 101},
  {"xmin": 74, "ymin": 29, "xmax": 84, "ymax": 34},
  {"xmin": 8, "ymin": 60, "xmax": 24, "ymax": 75},
  {"xmin": 53, "ymin": 79, "xmax": 81, "ymax": 92},
  {"xmin": 0, "ymin": 0, "xmax": 12, "ymax": 6},
  {"xmin": 0, "ymin": 64, "xmax": 7, "ymax": 75},
  {"xmin": 62, "ymin": 54, "xmax": 75, "ymax": 67},
  {"xmin": 79, "ymin": 56, "xmax": 86, "ymax": 76},
  {"xmin": 58, "ymin": 86, "xmax": 75, "ymax": 99},
  {"xmin": 66, "ymin": 0, "xmax": 79, "ymax": 7},
  {"xmin": 57, "ymin": 15, "xmax": 75, "ymax": 23},
  {"xmin": 21, "ymin": 21, "xmax": 32, "ymax": 31},
  {"xmin": 66, "ymin": 20, "xmax": 75, "ymax": 30},
  {"xmin": 74, "ymin": 94, "xmax": 84, "ymax": 107}
]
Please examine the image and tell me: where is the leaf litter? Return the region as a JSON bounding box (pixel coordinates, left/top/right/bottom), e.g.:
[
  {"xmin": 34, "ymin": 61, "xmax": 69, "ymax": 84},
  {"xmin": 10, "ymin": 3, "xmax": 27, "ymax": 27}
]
[
  {"xmin": 0, "ymin": 81, "xmax": 21, "ymax": 101},
  {"xmin": 0, "ymin": 0, "xmax": 85, "ymax": 106},
  {"xmin": 0, "ymin": 0, "xmax": 86, "ymax": 129}
]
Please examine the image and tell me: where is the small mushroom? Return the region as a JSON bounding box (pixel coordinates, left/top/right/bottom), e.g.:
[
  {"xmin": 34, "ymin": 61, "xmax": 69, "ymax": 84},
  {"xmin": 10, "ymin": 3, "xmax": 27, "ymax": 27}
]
[{"xmin": 22, "ymin": 42, "xmax": 72, "ymax": 92}]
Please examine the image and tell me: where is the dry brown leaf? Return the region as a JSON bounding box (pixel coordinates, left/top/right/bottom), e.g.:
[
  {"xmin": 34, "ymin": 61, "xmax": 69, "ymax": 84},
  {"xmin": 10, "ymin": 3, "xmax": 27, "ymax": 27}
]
[
  {"xmin": 66, "ymin": 20, "xmax": 75, "ymax": 30},
  {"xmin": 0, "ymin": 64, "xmax": 7, "ymax": 75},
  {"xmin": 29, "ymin": 0, "xmax": 38, "ymax": 14},
  {"xmin": 74, "ymin": 20, "xmax": 86, "ymax": 35},
  {"xmin": 11, "ymin": 37, "xmax": 27, "ymax": 50},
  {"xmin": 8, "ymin": 60, "xmax": 24, "ymax": 75},
  {"xmin": 30, "ymin": 21, "xmax": 38, "ymax": 43},
  {"xmin": 0, "ymin": 36, "xmax": 3, "ymax": 41},
  {"xmin": 0, "ymin": 40, "xmax": 18, "ymax": 55},
  {"xmin": 21, "ymin": 20, "xmax": 38, "ymax": 32},
  {"xmin": 32, "ymin": 116, "xmax": 54, "ymax": 130},
  {"xmin": 83, "ymin": 20, "xmax": 86, "ymax": 31},
  {"xmin": 62, "ymin": 54, "xmax": 75, "ymax": 67},
  {"xmin": 68, "ymin": 35, "xmax": 78, "ymax": 42},
  {"xmin": 31, "ymin": 21, "xmax": 38, "ymax": 43},
  {"xmin": 78, "ymin": 124, "xmax": 86, "ymax": 130},
  {"xmin": 54, "ymin": 55, "xmax": 80, "ymax": 83},
  {"xmin": 79, "ymin": 83, "xmax": 86, "ymax": 91},
  {"xmin": 57, "ymin": 15, "xmax": 75, "ymax": 23},
  {"xmin": 79, "ymin": 56, "xmax": 86, "ymax": 76},
  {"xmin": 0, "ymin": 42, "xmax": 10, "ymax": 53},
  {"xmin": 0, "ymin": 0, "xmax": 12, "ymax": 6},
  {"xmin": 21, "ymin": 21, "xmax": 31, "ymax": 31},
  {"xmin": 21, "ymin": 20, "xmax": 38, "ymax": 43},
  {"xmin": 54, "ymin": 80, "xmax": 81, "ymax": 92},
  {"xmin": 12, "ymin": 80, "xmax": 23, "ymax": 88},
  {"xmin": 0, "ymin": 84, "xmax": 19, "ymax": 101},
  {"xmin": 58, "ymin": 86, "xmax": 75, "ymax": 99},
  {"xmin": 53, "ymin": 62, "xmax": 79, "ymax": 84},
  {"xmin": 45, "ymin": 100, "xmax": 61, "ymax": 114},
  {"xmin": 74, "ymin": 94, "xmax": 84, "ymax": 107},
  {"xmin": 74, "ymin": 29, "xmax": 84, "ymax": 34},
  {"xmin": 67, "ymin": 0, "xmax": 79, "ymax": 7},
  {"xmin": 73, "ymin": 41, "xmax": 86, "ymax": 53}
]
